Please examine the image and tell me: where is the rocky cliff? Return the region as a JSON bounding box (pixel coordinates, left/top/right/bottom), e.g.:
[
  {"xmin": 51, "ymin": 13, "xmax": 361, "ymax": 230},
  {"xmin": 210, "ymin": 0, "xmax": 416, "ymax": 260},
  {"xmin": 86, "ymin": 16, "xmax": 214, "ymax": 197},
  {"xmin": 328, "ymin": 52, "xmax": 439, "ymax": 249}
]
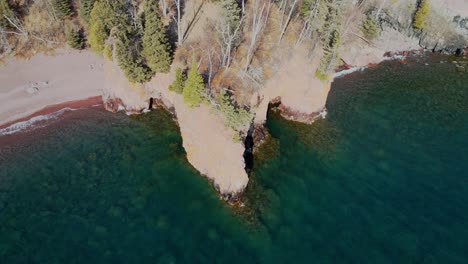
[{"xmin": 101, "ymin": 0, "xmax": 467, "ymax": 198}]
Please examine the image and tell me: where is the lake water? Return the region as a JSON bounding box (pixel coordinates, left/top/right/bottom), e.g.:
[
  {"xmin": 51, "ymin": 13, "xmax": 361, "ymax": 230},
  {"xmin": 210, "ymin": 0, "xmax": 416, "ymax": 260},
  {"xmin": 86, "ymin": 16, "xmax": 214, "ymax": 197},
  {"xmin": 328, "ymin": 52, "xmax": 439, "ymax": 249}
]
[{"xmin": 1, "ymin": 54, "xmax": 467, "ymax": 263}]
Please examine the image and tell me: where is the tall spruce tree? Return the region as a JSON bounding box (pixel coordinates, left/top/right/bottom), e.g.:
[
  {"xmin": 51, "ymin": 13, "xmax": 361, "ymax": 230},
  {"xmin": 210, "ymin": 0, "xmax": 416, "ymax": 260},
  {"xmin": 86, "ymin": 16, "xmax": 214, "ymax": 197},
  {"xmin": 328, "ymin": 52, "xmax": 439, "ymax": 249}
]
[
  {"xmin": 142, "ymin": 0, "xmax": 172, "ymax": 73},
  {"xmin": 220, "ymin": 0, "xmax": 241, "ymax": 30},
  {"xmin": 413, "ymin": 0, "xmax": 430, "ymax": 30},
  {"xmin": 89, "ymin": 0, "xmax": 123, "ymax": 53},
  {"xmin": 115, "ymin": 30, "xmax": 153, "ymax": 83},
  {"xmin": 169, "ymin": 68, "xmax": 185, "ymax": 94},
  {"xmin": 67, "ymin": 28, "xmax": 85, "ymax": 49},
  {"xmin": 80, "ymin": 0, "xmax": 97, "ymax": 23},
  {"xmin": 183, "ymin": 62, "xmax": 205, "ymax": 107},
  {"xmin": 52, "ymin": 0, "xmax": 74, "ymax": 19},
  {"xmin": 0, "ymin": 0, "xmax": 15, "ymax": 29}
]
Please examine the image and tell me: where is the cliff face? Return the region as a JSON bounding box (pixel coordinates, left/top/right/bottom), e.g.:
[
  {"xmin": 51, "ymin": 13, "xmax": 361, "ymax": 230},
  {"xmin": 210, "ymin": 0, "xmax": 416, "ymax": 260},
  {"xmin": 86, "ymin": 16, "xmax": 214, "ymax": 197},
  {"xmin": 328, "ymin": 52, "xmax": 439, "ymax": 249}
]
[
  {"xmin": 340, "ymin": 0, "xmax": 467, "ymax": 67},
  {"xmin": 103, "ymin": 64, "xmax": 249, "ymax": 197},
  {"xmin": 102, "ymin": 44, "xmax": 332, "ymax": 197},
  {"xmin": 253, "ymin": 47, "xmax": 330, "ymax": 125},
  {"xmin": 101, "ymin": 0, "xmax": 467, "ymax": 197}
]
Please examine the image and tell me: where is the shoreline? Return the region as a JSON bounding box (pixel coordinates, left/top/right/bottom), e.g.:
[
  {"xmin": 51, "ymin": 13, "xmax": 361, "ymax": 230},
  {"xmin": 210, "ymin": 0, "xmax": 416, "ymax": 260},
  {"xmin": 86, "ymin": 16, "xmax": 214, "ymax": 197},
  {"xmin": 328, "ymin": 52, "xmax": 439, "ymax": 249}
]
[
  {"xmin": 0, "ymin": 49, "xmax": 106, "ymax": 128},
  {"xmin": 0, "ymin": 50, "xmax": 426, "ymax": 136},
  {"xmin": 0, "ymin": 96, "xmax": 103, "ymax": 132}
]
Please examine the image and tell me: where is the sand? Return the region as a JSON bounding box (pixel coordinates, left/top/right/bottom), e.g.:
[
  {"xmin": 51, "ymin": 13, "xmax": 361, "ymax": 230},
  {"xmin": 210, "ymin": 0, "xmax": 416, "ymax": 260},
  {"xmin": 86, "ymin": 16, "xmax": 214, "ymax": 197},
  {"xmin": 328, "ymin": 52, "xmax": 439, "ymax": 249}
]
[{"xmin": 0, "ymin": 49, "xmax": 106, "ymax": 126}]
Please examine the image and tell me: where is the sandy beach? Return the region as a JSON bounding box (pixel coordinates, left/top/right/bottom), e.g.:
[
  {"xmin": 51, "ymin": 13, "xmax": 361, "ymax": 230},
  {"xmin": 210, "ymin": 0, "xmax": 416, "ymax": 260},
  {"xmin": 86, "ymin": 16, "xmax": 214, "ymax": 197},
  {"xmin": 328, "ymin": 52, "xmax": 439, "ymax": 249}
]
[{"xmin": 0, "ymin": 49, "xmax": 106, "ymax": 127}]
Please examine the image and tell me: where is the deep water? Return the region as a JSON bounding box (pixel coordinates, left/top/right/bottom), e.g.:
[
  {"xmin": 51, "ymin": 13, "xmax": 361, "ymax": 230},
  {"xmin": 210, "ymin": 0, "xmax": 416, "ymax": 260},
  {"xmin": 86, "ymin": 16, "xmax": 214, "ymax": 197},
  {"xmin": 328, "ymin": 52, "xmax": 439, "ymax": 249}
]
[{"xmin": 1, "ymin": 54, "xmax": 467, "ymax": 263}]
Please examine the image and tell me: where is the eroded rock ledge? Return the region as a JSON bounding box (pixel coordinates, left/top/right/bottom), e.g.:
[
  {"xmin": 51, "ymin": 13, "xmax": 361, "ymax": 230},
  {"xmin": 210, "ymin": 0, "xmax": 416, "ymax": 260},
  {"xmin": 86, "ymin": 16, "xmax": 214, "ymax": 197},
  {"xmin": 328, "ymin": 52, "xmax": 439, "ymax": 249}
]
[{"xmin": 101, "ymin": 0, "xmax": 467, "ymax": 197}]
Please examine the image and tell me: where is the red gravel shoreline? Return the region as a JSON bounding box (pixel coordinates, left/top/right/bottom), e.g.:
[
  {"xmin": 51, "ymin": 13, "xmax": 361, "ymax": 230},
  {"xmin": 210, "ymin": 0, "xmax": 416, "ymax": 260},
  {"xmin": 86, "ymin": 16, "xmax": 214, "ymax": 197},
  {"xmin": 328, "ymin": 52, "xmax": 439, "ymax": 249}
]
[{"xmin": 0, "ymin": 96, "xmax": 103, "ymax": 130}]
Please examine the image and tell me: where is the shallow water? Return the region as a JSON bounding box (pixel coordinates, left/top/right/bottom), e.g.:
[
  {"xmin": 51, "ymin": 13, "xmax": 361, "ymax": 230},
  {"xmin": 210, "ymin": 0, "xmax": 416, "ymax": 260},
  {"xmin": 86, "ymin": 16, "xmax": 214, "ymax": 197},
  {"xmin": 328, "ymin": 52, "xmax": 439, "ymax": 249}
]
[{"xmin": 1, "ymin": 54, "xmax": 467, "ymax": 263}]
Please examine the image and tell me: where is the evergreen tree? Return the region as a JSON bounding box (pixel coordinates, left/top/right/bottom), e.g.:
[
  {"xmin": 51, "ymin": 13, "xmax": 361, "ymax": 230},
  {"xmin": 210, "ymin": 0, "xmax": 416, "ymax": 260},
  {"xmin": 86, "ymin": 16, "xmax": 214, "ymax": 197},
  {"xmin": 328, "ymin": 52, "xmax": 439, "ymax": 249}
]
[
  {"xmin": 413, "ymin": 0, "xmax": 430, "ymax": 30},
  {"xmin": 220, "ymin": 0, "xmax": 241, "ymax": 30},
  {"xmin": 52, "ymin": 0, "xmax": 74, "ymax": 19},
  {"xmin": 183, "ymin": 62, "xmax": 205, "ymax": 107},
  {"xmin": 115, "ymin": 31, "xmax": 153, "ymax": 83},
  {"xmin": 142, "ymin": 0, "xmax": 172, "ymax": 73},
  {"xmin": 0, "ymin": 0, "xmax": 15, "ymax": 29},
  {"xmin": 79, "ymin": 0, "xmax": 97, "ymax": 23},
  {"xmin": 66, "ymin": 28, "xmax": 85, "ymax": 49},
  {"xmin": 362, "ymin": 17, "xmax": 380, "ymax": 40},
  {"xmin": 217, "ymin": 89, "xmax": 253, "ymax": 131},
  {"xmin": 89, "ymin": 0, "xmax": 123, "ymax": 53},
  {"xmin": 300, "ymin": 0, "xmax": 329, "ymax": 33},
  {"xmin": 169, "ymin": 68, "xmax": 185, "ymax": 94}
]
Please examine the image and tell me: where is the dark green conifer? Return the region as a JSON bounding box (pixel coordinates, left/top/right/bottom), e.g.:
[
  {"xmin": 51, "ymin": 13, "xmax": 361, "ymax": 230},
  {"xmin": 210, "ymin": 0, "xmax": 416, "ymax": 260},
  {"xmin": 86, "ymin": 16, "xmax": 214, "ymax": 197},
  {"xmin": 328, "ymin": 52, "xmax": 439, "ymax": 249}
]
[
  {"xmin": 0, "ymin": 0, "xmax": 16, "ymax": 29},
  {"xmin": 52, "ymin": 0, "xmax": 74, "ymax": 19},
  {"xmin": 142, "ymin": 0, "xmax": 172, "ymax": 73},
  {"xmin": 79, "ymin": 0, "xmax": 97, "ymax": 23},
  {"xmin": 66, "ymin": 28, "xmax": 85, "ymax": 49},
  {"xmin": 169, "ymin": 68, "xmax": 185, "ymax": 94},
  {"xmin": 115, "ymin": 29, "xmax": 153, "ymax": 83},
  {"xmin": 183, "ymin": 62, "xmax": 205, "ymax": 107}
]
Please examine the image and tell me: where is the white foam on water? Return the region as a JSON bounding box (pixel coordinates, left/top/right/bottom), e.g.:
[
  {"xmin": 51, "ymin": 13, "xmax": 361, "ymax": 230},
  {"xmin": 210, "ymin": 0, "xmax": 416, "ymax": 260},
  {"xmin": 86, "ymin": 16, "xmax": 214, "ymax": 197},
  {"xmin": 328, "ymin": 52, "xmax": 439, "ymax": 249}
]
[
  {"xmin": 382, "ymin": 54, "xmax": 406, "ymax": 61},
  {"xmin": 333, "ymin": 55, "xmax": 407, "ymax": 79},
  {"xmin": 333, "ymin": 66, "xmax": 366, "ymax": 79},
  {"xmin": 0, "ymin": 107, "xmax": 77, "ymax": 136},
  {"xmin": 318, "ymin": 108, "xmax": 328, "ymax": 119}
]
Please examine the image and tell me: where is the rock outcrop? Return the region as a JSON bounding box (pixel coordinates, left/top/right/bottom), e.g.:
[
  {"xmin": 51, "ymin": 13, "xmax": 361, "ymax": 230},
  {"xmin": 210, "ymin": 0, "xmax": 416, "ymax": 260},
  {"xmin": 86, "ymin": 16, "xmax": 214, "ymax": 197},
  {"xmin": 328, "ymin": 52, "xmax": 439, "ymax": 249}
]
[
  {"xmin": 253, "ymin": 47, "xmax": 331, "ymax": 125},
  {"xmin": 102, "ymin": 62, "xmax": 248, "ymax": 197},
  {"xmin": 101, "ymin": 0, "xmax": 468, "ymax": 198}
]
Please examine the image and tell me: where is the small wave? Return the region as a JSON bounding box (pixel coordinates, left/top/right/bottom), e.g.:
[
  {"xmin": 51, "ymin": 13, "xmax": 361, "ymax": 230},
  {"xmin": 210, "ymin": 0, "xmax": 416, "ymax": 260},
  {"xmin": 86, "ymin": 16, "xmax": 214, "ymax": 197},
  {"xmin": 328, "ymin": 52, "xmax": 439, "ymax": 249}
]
[
  {"xmin": 318, "ymin": 109, "xmax": 327, "ymax": 119},
  {"xmin": 382, "ymin": 54, "xmax": 406, "ymax": 61},
  {"xmin": 333, "ymin": 55, "xmax": 408, "ymax": 79},
  {"xmin": 0, "ymin": 107, "xmax": 77, "ymax": 136},
  {"xmin": 333, "ymin": 66, "xmax": 366, "ymax": 79}
]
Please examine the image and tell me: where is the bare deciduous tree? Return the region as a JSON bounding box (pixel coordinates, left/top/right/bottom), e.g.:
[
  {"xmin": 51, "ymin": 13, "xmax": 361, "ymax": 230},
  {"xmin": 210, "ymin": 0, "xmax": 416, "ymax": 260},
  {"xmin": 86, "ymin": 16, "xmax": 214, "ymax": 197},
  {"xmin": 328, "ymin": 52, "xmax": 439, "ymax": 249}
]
[
  {"xmin": 216, "ymin": 15, "xmax": 244, "ymax": 68},
  {"xmin": 278, "ymin": 0, "xmax": 298, "ymax": 44},
  {"xmin": 296, "ymin": 0, "xmax": 321, "ymax": 46},
  {"xmin": 2, "ymin": 15, "xmax": 28, "ymax": 36},
  {"xmin": 244, "ymin": 0, "xmax": 272, "ymax": 71},
  {"xmin": 173, "ymin": 0, "xmax": 183, "ymax": 45},
  {"xmin": 375, "ymin": 0, "xmax": 387, "ymax": 19},
  {"xmin": 161, "ymin": 0, "xmax": 169, "ymax": 17}
]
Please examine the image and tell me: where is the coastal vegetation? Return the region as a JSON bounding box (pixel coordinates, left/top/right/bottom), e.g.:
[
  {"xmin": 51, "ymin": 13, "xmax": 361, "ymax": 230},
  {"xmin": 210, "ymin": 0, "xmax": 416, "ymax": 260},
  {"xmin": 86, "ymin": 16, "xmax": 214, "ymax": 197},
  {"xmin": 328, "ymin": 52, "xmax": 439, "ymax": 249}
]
[
  {"xmin": 51, "ymin": 0, "xmax": 74, "ymax": 19},
  {"xmin": 141, "ymin": 0, "xmax": 172, "ymax": 74},
  {"xmin": 79, "ymin": 0, "xmax": 97, "ymax": 23},
  {"xmin": 0, "ymin": 0, "xmax": 465, "ymax": 131},
  {"xmin": 413, "ymin": 0, "xmax": 430, "ymax": 30},
  {"xmin": 217, "ymin": 89, "xmax": 253, "ymax": 132},
  {"xmin": 183, "ymin": 62, "xmax": 205, "ymax": 108},
  {"xmin": 169, "ymin": 68, "xmax": 186, "ymax": 94},
  {"xmin": 362, "ymin": 17, "xmax": 380, "ymax": 40},
  {"xmin": 66, "ymin": 28, "xmax": 84, "ymax": 49}
]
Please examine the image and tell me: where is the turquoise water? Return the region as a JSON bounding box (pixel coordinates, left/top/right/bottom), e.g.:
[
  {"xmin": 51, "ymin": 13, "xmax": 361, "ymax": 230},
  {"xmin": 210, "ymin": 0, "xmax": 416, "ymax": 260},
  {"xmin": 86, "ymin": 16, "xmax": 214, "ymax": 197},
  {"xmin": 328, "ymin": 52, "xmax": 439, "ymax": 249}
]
[{"xmin": 1, "ymin": 54, "xmax": 467, "ymax": 263}]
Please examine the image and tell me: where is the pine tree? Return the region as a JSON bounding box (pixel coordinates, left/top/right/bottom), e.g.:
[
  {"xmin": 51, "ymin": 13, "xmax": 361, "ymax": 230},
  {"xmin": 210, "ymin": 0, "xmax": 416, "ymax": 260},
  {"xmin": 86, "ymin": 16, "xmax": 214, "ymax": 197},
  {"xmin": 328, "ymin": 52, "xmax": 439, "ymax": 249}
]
[
  {"xmin": 0, "ymin": 0, "xmax": 15, "ymax": 29},
  {"xmin": 220, "ymin": 0, "xmax": 241, "ymax": 30},
  {"xmin": 183, "ymin": 62, "xmax": 205, "ymax": 108},
  {"xmin": 115, "ymin": 31, "xmax": 153, "ymax": 83},
  {"xmin": 217, "ymin": 90, "xmax": 253, "ymax": 131},
  {"xmin": 362, "ymin": 17, "xmax": 380, "ymax": 40},
  {"xmin": 413, "ymin": 0, "xmax": 430, "ymax": 30},
  {"xmin": 52, "ymin": 0, "xmax": 74, "ymax": 19},
  {"xmin": 79, "ymin": 0, "xmax": 97, "ymax": 23},
  {"xmin": 169, "ymin": 68, "xmax": 185, "ymax": 94},
  {"xmin": 142, "ymin": 0, "xmax": 172, "ymax": 73},
  {"xmin": 89, "ymin": 0, "xmax": 122, "ymax": 53},
  {"xmin": 67, "ymin": 28, "xmax": 85, "ymax": 49}
]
